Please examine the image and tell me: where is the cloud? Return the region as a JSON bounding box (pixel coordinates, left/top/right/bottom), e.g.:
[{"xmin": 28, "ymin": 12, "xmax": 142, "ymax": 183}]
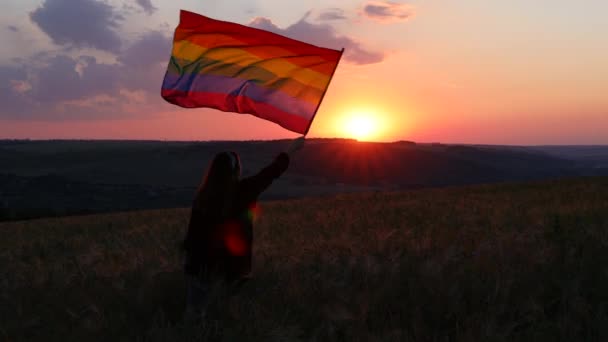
[
  {"xmin": 318, "ymin": 8, "xmax": 348, "ymax": 21},
  {"xmin": 119, "ymin": 31, "xmax": 171, "ymax": 67},
  {"xmin": 135, "ymin": 0, "xmax": 157, "ymax": 15},
  {"xmin": 0, "ymin": 0, "xmax": 177, "ymax": 121},
  {"xmin": 1, "ymin": 4, "xmax": 384, "ymax": 121},
  {"xmin": 0, "ymin": 53, "xmax": 170, "ymax": 120},
  {"xmin": 249, "ymin": 15, "xmax": 384, "ymax": 65},
  {"xmin": 362, "ymin": 1, "xmax": 413, "ymax": 22},
  {"xmin": 30, "ymin": 0, "xmax": 123, "ymax": 53},
  {"xmin": 0, "ymin": 55, "xmax": 124, "ymax": 121},
  {"xmin": 0, "ymin": 66, "xmax": 33, "ymax": 116},
  {"xmin": 117, "ymin": 31, "xmax": 172, "ymax": 94},
  {"xmin": 0, "ymin": 66, "xmax": 26, "ymax": 92},
  {"xmin": 7, "ymin": 25, "xmax": 19, "ymax": 32},
  {"xmin": 31, "ymin": 56, "xmax": 89, "ymax": 102},
  {"xmin": 0, "ymin": 27, "xmax": 174, "ymax": 120}
]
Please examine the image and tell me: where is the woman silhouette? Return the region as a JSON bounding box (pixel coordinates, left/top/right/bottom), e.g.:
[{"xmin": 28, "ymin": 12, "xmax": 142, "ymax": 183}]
[{"xmin": 182, "ymin": 136, "xmax": 305, "ymax": 316}]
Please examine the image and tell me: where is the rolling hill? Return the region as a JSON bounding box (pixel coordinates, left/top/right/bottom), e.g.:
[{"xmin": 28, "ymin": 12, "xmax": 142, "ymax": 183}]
[{"xmin": 2, "ymin": 139, "xmax": 607, "ymax": 221}]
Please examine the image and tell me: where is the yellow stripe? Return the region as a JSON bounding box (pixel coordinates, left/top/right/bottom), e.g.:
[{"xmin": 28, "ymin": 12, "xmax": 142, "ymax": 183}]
[{"xmin": 172, "ymin": 40, "xmax": 332, "ymax": 91}]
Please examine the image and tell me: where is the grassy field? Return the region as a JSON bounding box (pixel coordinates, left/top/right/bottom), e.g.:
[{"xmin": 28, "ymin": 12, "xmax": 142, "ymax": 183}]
[{"xmin": 1, "ymin": 176, "xmax": 608, "ymax": 341}]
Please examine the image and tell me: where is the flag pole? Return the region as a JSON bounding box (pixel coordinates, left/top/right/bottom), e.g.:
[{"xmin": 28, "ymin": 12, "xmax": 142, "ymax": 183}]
[{"xmin": 303, "ymin": 48, "xmax": 345, "ymax": 137}]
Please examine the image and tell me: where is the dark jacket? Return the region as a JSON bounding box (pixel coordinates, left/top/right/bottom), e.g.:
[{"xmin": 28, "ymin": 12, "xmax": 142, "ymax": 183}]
[{"xmin": 184, "ymin": 152, "xmax": 289, "ymax": 281}]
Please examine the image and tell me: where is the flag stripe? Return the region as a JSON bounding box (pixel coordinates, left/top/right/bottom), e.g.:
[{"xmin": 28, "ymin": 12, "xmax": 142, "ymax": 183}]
[
  {"xmin": 165, "ymin": 57, "xmax": 325, "ymax": 105},
  {"xmin": 171, "ymin": 40, "xmax": 333, "ymax": 89},
  {"xmin": 161, "ymin": 10, "xmax": 343, "ymax": 134},
  {"xmin": 161, "ymin": 88, "xmax": 311, "ymax": 133},
  {"xmin": 174, "ymin": 32, "xmax": 339, "ymax": 75},
  {"xmin": 177, "ymin": 10, "xmax": 340, "ymax": 62},
  {"xmin": 162, "ymin": 72, "xmax": 316, "ymax": 118}
]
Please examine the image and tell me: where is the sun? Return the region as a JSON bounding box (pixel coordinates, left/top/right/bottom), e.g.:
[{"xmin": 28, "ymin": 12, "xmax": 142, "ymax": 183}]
[{"xmin": 343, "ymin": 113, "xmax": 380, "ymax": 141}]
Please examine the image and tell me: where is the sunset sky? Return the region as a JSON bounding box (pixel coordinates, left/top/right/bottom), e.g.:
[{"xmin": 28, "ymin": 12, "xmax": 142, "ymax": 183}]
[{"xmin": 0, "ymin": 0, "xmax": 606, "ymax": 144}]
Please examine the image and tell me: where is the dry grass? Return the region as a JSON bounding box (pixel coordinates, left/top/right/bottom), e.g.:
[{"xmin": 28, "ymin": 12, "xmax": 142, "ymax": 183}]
[{"xmin": 1, "ymin": 177, "xmax": 608, "ymax": 341}]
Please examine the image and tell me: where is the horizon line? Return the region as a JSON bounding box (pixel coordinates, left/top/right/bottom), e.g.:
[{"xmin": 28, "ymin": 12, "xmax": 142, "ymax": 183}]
[{"xmin": 0, "ymin": 137, "xmax": 607, "ymax": 147}]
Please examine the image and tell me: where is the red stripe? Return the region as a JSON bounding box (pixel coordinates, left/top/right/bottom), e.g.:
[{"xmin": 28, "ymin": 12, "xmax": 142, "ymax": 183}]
[
  {"xmin": 161, "ymin": 89, "xmax": 310, "ymax": 134},
  {"xmin": 177, "ymin": 10, "xmax": 341, "ymax": 63}
]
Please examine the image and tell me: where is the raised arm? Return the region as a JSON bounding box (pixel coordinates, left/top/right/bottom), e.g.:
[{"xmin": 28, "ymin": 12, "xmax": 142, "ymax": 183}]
[
  {"xmin": 239, "ymin": 136, "xmax": 305, "ymax": 201},
  {"xmin": 239, "ymin": 152, "xmax": 290, "ymax": 201}
]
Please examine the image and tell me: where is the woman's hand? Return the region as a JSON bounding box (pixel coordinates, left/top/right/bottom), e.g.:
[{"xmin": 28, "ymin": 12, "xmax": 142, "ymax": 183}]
[{"xmin": 286, "ymin": 136, "xmax": 306, "ymax": 155}]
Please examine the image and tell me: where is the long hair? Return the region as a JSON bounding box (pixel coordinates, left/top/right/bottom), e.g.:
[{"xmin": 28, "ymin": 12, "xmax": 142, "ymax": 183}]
[{"xmin": 183, "ymin": 151, "xmax": 241, "ymax": 252}]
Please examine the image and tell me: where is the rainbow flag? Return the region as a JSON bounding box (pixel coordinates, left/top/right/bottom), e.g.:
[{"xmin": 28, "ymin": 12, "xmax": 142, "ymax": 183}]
[{"xmin": 161, "ymin": 10, "xmax": 344, "ymax": 135}]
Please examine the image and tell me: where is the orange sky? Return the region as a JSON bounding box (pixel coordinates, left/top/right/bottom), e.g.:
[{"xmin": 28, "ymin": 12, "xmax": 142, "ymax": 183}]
[{"xmin": 0, "ymin": 0, "xmax": 607, "ymax": 144}]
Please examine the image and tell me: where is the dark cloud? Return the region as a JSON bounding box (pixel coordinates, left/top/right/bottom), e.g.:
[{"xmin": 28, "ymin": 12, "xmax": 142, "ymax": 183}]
[
  {"xmin": 0, "ymin": 66, "xmax": 26, "ymax": 82},
  {"xmin": 0, "ymin": 55, "xmax": 168, "ymax": 120},
  {"xmin": 117, "ymin": 31, "xmax": 172, "ymax": 94},
  {"xmin": 1, "ymin": 0, "xmax": 176, "ymax": 120},
  {"xmin": 135, "ymin": 0, "xmax": 157, "ymax": 15},
  {"xmin": 30, "ymin": 0, "xmax": 123, "ymax": 53},
  {"xmin": 7, "ymin": 25, "xmax": 19, "ymax": 32},
  {"xmin": 118, "ymin": 59, "xmax": 167, "ymax": 95},
  {"xmin": 29, "ymin": 55, "xmax": 119, "ymax": 103},
  {"xmin": 318, "ymin": 8, "xmax": 348, "ymax": 21},
  {"xmin": 80, "ymin": 58, "xmax": 122, "ymax": 94},
  {"xmin": 249, "ymin": 15, "xmax": 384, "ymax": 65},
  {"xmin": 31, "ymin": 55, "xmax": 88, "ymax": 102},
  {"xmin": 0, "ymin": 27, "xmax": 174, "ymax": 120},
  {"xmin": 0, "ymin": 66, "xmax": 33, "ymax": 117},
  {"xmin": 119, "ymin": 31, "xmax": 171, "ymax": 67},
  {"xmin": 362, "ymin": 1, "xmax": 413, "ymax": 22}
]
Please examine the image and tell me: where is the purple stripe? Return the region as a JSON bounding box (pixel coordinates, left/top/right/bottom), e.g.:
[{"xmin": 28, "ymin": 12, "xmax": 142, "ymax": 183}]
[{"xmin": 162, "ymin": 72, "xmax": 317, "ymax": 119}]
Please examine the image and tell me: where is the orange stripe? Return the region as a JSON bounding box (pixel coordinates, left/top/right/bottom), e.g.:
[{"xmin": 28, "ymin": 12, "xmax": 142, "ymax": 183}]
[
  {"xmin": 174, "ymin": 30, "xmax": 339, "ymax": 75},
  {"xmin": 171, "ymin": 40, "xmax": 333, "ymax": 90}
]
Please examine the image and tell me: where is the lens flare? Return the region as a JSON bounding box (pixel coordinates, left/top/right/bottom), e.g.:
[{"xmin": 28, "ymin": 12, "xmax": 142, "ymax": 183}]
[
  {"xmin": 247, "ymin": 203, "xmax": 261, "ymax": 222},
  {"xmin": 223, "ymin": 222, "xmax": 248, "ymax": 256}
]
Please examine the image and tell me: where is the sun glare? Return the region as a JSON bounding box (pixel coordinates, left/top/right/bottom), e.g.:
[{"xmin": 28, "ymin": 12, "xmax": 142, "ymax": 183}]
[{"xmin": 343, "ymin": 113, "xmax": 380, "ymax": 141}]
